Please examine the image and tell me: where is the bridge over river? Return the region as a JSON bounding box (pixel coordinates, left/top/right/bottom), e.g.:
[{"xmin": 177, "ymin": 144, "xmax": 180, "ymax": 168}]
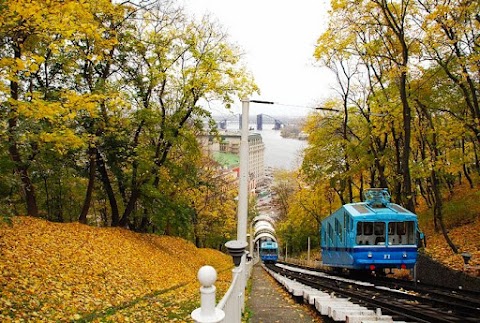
[{"xmin": 216, "ymin": 113, "xmax": 285, "ymax": 130}]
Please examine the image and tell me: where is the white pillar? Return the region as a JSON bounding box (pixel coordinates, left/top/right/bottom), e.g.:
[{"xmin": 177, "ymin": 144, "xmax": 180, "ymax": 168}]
[
  {"xmin": 237, "ymin": 99, "xmax": 249, "ymax": 243},
  {"xmin": 191, "ymin": 266, "xmax": 225, "ymax": 323}
]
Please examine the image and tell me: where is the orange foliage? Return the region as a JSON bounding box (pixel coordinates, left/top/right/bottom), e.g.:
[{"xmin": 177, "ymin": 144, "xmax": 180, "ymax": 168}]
[{"xmin": 0, "ymin": 217, "xmax": 233, "ymax": 321}]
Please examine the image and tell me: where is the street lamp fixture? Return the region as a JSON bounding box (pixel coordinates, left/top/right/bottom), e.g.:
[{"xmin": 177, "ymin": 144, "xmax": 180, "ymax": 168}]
[
  {"xmin": 249, "ymin": 100, "xmax": 274, "ymax": 105},
  {"xmin": 315, "ymin": 107, "xmax": 340, "ymax": 112},
  {"xmin": 225, "ymin": 240, "xmax": 248, "ymax": 267}
]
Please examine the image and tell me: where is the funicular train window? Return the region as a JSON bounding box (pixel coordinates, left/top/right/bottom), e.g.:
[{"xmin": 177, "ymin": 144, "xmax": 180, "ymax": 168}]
[
  {"xmin": 335, "ymin": 219, "xmax": 343, "ymax": 242},
  {"xmin": 364, "ymin": 222, "xmax": 373, "ymax": 235},
  {"xmin": 374, "ymin": 222, "xmax": 385, "ymax": 244},
  {"xmin": 388, "ymin": 221, "xmax": 415, "ymax": 245},
  {"xmin": 328, "ymin": 223, "xmax": 333, "ymax": 247},
  {"xmin": 356, "ymin": 222, "xmax": 362, "ymax": 235},
  {"xmin": 388, "ymin": 222, "xmax": 399, "ymax": 245},
  {"xmin": 405, "ymin": 221, "xmax": 415, "ymax": 244},
  {"xmin": 356, "ymin": 222, "xmax": 362, "ymax": 244},
  {"xmin": 388, "ymin": 222, "xmax": 395, "ymax": 235},
  {"xmin": 374, "ymin": 222, "xmax": 384, "ymax": 235}
]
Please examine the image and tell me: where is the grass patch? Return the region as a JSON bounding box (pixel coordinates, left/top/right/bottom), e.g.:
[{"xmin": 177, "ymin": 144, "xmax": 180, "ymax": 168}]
[{"xmin": 242, "ymin": 269, "xmax": 254, "ymax": 323}]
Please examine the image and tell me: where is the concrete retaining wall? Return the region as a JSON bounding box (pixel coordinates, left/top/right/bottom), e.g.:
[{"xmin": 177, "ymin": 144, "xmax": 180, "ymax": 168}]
[{"xmin": 416, "ymin": 252, "xmax": 480, "ymax": 291}]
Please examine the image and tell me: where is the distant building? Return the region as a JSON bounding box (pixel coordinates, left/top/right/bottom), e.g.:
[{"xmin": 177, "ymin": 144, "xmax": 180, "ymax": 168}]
[{"xmin": 199, "ymin": 130, "xmax": 265, "ymax": 191}]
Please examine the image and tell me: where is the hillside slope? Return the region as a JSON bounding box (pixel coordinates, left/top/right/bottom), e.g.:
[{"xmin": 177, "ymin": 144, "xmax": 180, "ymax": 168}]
[
  {"xmin": 423, "ymin": 216, "xmax": 480, "ymax": 274},
  {"xmin": 416, "ymin": 185, "xmax": 480, "ymax": 274},
  {"xmin": 0, "ymin": 217, "xmax": 233, "ymax": 322}
]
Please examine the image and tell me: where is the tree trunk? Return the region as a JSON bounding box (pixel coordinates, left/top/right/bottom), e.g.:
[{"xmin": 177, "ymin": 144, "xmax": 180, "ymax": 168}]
[
  {"xmin": 433, "ymin": 170, "xmax": 458, "ymax": 253},
  {"xmin": 342, "ymin": 97, "xmax": 353, "ymax": 203},
  {"xmin": 417, "ymin": 99, "xmax": 457, "ymax": 251},
  {"xmin": 96, "ymin": 150, "xmax": 120, "ymax": 226},
  {"xmin": 79, "ymin": 146, "xmax": 97, "ymax": 224},
  {"xmin": 138, "ymin": 207, "xmax": 150, "ymax": 233},
  {"xmin": 119, "ymin": 188, "xmax": 139, "ymax": 228},
  {"xmin": 8, "ymin": 44, "xmax": 38, "ymax": 217},
  {"xmin": 472, "ymin": 138, "xmax": 480, "ymax": 174},
  {"xmin": 375, "ymin": 0, "xmax": 414, "ymax": 211},
  {"xmin": 117, "ymin": 122, "xmax": 145, "ymax": 228},
  {"xmin": 334, "ymin": 187, "xmax": 346, "ymax": 205},
  {"xmin": 400, "ymin": 66, "xmax": 414, "ymax": 212},
  {"xmin": 56, "ymin": 177, "xmax": 64, "ymax": 222},
  {"xmin": 461, "ymin": 139, "xmax": 474, "ymax": 188},
  {"xmin": 418, "ymin": 179, "xmax": 432, "ymax": 208},
  {"xmin": 370, "ymin": 134, "xmax": 388, "ymax": 189},
  {"xmin": 43, "ymin": 176, "xmax": 51, "ymax": 217},
  {"xmin": 391, "ymin": 127, "xmax": 403, "ymax": 204}
]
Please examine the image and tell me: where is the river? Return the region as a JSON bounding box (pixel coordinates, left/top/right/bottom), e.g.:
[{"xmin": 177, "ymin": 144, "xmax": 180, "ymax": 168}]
[
  {"xmin": 259, "ymin": 127, "xmax": 308, "ymax": 171},
  {"xmin": 227, "ymin": 122, "xmax": 308, "ymax": 171}
]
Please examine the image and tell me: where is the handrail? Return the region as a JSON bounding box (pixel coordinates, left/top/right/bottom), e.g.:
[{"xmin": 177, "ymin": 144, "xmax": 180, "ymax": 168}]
[
  {"xmin": 216, "ymin": 268, "xmax": 240, "ymax": 310},
  {"xmin": 191, "ymin": 257, "xmax": 254, "ymax": 323}
]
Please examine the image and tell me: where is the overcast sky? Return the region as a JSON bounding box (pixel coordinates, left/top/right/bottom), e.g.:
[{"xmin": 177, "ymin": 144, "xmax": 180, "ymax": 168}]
[{"xmin": 182, "ymin": 0, "xmax": 334, "ymax": 117}]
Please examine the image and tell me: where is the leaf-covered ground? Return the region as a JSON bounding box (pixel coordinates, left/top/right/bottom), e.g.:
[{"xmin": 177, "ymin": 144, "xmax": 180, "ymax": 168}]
[
  {"xmin": 417, "ymin": 185, "xmax": 480, "ymax": 275},
  {"xmin": 0, "ymin": 217, "xmax": 233, "ymax": 322},
  {"xmin": 422, "ymin": 216, "xmax": 480, "ymax": 274}
]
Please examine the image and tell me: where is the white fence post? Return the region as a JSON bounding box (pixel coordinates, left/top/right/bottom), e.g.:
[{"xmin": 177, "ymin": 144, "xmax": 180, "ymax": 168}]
[
  {"xmin": 193, "ymin": 240, "xmax": 253, "ymax": 323},
  {"xmin": 191, "ymin": 266, "xmax": 225, "ymax": 323}
]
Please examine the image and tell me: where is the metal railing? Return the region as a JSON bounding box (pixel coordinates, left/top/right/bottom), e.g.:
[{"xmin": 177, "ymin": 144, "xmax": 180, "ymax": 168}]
[{"xmin": 191, "ymin": 256, "xmax": 254, "ymax": 323}]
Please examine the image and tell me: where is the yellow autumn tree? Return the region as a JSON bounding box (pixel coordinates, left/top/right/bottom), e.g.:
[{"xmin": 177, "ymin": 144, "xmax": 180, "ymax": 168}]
[
  {"xmin": 0, "ymin": 0, "xmax": 126, "ymax": 219},
  {"xmin": 92, "ymin": 6, "xmax": 257, "ymax": 230},
  {"xmin": 309, "ymin": 0, "xmax": 480, "ymax": 254}
]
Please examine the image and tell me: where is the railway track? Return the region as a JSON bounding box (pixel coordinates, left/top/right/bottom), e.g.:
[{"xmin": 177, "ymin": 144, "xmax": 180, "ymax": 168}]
[{"xmin": 266, "ymin": 262, "xmax": 480, "ymax": 322}]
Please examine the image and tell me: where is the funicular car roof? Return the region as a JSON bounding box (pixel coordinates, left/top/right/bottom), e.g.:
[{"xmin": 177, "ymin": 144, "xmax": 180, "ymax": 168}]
[{"xmin": 343, "ymin": 202, "xmax": 417, "ymax": 220}]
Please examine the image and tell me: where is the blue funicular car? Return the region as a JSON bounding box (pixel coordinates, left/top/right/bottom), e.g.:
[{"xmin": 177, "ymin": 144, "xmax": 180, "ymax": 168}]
[
  {"xmin": 259, "ymin": 240, "xmax": 279, "ymax": 263},
  {"xmin": 321, "ymin": 188, "xmax": 424, "ymax": 274}
]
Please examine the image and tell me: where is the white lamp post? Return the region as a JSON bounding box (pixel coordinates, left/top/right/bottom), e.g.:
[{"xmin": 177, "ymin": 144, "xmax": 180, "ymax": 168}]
[
  {"xmin": 237, "ymin": 99, "xmax": 274, "ymax": 243},
  {"xmin": 237, "ymin": 99, "xmax": 250, "ymax": 243}
]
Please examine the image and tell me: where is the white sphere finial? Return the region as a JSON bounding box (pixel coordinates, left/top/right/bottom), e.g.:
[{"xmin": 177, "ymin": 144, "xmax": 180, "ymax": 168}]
[{"xmin": 197, "ymin": 265, "xmax": 217, "ymax": 287}]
